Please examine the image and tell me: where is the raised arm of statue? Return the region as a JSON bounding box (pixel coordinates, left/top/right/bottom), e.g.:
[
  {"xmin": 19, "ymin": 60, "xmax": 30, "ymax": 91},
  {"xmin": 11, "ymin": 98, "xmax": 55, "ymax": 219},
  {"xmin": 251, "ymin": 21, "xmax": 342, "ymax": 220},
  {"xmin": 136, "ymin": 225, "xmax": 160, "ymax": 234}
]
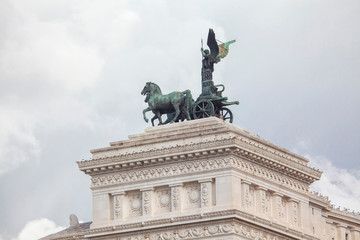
[{"xmin": 201, "ymin": 39, "xmax": 205, "ymax": 57}]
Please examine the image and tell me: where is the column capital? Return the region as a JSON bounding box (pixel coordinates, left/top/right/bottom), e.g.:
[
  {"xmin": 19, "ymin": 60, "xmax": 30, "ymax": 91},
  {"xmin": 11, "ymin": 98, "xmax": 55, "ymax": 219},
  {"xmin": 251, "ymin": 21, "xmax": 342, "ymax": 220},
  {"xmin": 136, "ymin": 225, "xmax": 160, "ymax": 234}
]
[
  {"xmin": 140, "ymin": 187, "xmax": 154, "ymax": 192},
  {"xmin": 255, "ymin": 186, "xmax": 268, "ymax": 191},
  {"xmin": 198, "ymin": 178, "xmax": 213, "ymax": 183},
  {"xmin": 241, "ymin": 179, "xmax": 252, "ymax": 185},
  {"xmin": 271, "ymin": 192, "xmax": 284, "ymax": 197},
  {"xmin": 111, "ymin": 191, "xmax": 125, "ymax": 196},
  {"xmin": 288, "ymin": 198, "xmax": 299, "ymax": 203},
  {"xmin": 169, "ymin": 183, "xmax": 183, "ymax": 187}
]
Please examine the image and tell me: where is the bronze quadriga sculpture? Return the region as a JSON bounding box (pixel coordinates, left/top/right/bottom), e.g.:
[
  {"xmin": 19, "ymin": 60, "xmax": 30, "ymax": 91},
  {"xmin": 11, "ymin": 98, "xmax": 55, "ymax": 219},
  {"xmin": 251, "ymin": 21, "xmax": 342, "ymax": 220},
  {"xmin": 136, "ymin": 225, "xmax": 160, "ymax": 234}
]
[{"xmin": 142, "ymin": 29, "xmax": 239, "ymax": 126}]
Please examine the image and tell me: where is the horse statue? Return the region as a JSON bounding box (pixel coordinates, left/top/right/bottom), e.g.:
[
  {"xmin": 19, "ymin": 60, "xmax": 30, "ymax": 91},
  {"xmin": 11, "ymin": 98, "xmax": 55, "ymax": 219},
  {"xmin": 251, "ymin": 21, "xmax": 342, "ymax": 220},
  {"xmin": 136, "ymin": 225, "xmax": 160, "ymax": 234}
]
[{"xmin": 141, "ymin": 82, "xmax": 193, "ymax": 126}]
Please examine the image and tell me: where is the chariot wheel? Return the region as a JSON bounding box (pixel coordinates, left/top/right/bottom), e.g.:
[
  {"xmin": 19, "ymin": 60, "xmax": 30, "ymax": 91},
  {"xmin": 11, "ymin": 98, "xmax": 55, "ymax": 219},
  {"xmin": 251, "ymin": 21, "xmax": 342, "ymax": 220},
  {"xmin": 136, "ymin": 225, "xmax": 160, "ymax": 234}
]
[
  {"xmin": 219, "ymin": 107, "xmax": 233, "ymax": 123},
  {"xmin": 193, "ymin": 100, "xmax": 215, "ymax": 119}
]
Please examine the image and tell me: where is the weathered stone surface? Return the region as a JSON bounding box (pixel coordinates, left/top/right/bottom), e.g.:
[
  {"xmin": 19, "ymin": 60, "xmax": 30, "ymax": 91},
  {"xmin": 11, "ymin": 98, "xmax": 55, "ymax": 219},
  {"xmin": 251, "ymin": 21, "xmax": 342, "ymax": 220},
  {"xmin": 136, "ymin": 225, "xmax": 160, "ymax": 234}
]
[{"xmin": 44, "ymin": 118, "xmax": 360, "ymax": 240}]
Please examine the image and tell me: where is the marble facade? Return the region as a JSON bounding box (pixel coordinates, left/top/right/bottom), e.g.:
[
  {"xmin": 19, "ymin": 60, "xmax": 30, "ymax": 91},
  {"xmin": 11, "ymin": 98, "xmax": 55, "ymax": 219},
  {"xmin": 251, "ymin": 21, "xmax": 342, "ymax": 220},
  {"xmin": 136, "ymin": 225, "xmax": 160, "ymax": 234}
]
[{"xmin": 43, "ymin": 117, "xmax": 360, "ymax": 240}]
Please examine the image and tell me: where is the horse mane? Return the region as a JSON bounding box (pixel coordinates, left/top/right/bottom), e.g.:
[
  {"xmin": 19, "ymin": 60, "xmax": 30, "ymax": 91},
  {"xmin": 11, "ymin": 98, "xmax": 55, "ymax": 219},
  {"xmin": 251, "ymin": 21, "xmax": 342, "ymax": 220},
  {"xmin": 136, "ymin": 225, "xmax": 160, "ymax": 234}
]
[{"xmin": 149, "ymin": 82, "xmax": 162, "ymax": 94}]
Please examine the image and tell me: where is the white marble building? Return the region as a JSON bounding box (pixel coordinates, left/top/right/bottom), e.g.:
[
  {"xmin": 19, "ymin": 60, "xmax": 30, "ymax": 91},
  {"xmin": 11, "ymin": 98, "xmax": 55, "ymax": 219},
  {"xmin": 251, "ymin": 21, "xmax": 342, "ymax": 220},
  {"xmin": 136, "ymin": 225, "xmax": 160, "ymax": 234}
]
[{"xmin": 43, "ymin": 117, "xmax": 360, "ymax": 240}]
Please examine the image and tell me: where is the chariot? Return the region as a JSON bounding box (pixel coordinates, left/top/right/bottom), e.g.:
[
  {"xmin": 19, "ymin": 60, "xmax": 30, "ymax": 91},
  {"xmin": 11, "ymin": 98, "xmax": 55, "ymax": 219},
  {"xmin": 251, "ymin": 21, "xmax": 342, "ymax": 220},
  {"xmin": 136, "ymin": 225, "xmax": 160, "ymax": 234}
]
[{"xmin": 192, "ymin": 84, "xmax": 239, "ymax": 123}]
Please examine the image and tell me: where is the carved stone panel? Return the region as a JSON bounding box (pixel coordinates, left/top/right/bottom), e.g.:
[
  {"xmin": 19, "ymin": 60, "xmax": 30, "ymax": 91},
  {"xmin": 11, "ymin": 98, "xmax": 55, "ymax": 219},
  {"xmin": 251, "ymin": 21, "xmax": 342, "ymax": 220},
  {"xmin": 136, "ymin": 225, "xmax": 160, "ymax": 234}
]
[
  {"xmin": 127, "ymin": 192, "xmax": 142, "ymax": 218},
  {"xmin": 242, "ymin": 180, "xmax": 254, "ymax": 211},
  {"xmin": 271, "ymin": 193, "xmax": 285, "ymax": 221},
  {"xmin": 288, "ymin": 199, "xmax": 299, "ymax": 227},
  {"xmin": 142, "ymin": 190, "xmax": 152, "ymax": 216},
  {"xmin": 184, "ymin": 182, "xmax": 201, "ymax": 209},
  {"xmin": 200, "ymin": 180, "xmax": 213, "ymax": 208},
  {"xmin": 113, "ymin": 194, "xmax": 124, "ymax": 220},
  {"xmin": 155, "ymin": 187, "xmax": 171, "ymax": 213},
  {"xmin": 256, "ymin": 187, "xmax": 270, "ymax": 217},
  {"xmin": 170, "ymin": 185, "xmax": 182, "ymax": 212}
]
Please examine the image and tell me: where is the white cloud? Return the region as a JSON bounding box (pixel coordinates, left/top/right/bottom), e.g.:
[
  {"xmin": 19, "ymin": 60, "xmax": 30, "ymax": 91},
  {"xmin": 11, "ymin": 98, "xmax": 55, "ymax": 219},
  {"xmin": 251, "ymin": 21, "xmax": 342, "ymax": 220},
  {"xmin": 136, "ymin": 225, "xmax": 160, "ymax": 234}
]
[
  {"xmin": 0, "ymin": 0, "xmax": 142, "ymax": 176},
  {"xmin": 0, "ymin": 1, "xmax": 105, "ymax": 93},
  {"xmin": 308, "ymin": 154, "xmax": 360, "ymax": 212},
  {"xmin": 293, "ymin": 139, "xmax": 360, "ymax": 212},
  {"xmin": 0, "ymin": 105, "xmax": 40, "ymax": 175},
  {"xmin": 13, "ymin": 218, "xmax": 65, "ymax": 240}
]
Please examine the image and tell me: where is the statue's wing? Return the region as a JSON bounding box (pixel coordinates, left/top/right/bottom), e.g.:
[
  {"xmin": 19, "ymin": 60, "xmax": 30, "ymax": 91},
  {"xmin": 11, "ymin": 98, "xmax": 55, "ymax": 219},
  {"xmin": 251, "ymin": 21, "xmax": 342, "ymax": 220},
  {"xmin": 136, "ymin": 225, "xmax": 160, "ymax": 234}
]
[{"xmin": 207, "ymin": 29, "xmax": 219, "ymax": 60}]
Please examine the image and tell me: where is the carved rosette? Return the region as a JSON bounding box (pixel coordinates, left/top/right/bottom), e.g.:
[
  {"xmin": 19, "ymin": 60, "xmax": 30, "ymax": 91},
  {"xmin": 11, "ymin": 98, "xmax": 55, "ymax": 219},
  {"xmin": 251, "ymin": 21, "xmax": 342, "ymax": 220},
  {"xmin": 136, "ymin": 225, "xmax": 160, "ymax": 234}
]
[
  {"xmin": 128, "ymin": 193, "xmax": 142, "ymax": 217},
  {"xmin": 155, "ymin": 188, "xmax": 171, "ymax": 213},
  {"xmin": 185, "ymin": 184, "xmax": 200, "ymax": 208}
]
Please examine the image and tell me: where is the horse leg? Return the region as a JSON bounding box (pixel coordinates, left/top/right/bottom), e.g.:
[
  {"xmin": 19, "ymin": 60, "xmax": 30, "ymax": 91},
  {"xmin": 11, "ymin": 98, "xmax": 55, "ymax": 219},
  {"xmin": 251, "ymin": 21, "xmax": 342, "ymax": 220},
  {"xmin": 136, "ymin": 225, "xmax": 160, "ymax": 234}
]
[
  {"xmin": 170, "ymin": 104, "xmax": 181, "ymax": 123},
  {"xmin": 180, "ymin": 105, "xmax": 190, "ymax": 121},
  {"xmin": 143, "ymin": 107, "xmax": 152, "ymax": 123},
  {"xmin": 183, "ymin": 89, "xmax": 193, "ymax": 120},
  {"xmin": 151, "ymin": 115, "xmax": 157, "ymax": 126},
  {"xmin": 156, "ymin": 111, "xmax": 163, "ymax": 125}
]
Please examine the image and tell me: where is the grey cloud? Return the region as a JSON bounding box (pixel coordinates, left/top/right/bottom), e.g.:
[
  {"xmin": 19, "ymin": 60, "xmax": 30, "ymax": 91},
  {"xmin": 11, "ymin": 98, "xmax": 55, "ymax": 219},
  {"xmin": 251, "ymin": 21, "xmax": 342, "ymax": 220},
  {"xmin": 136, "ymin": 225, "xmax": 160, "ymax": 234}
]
[{"xmin": 0, "ymin": 0, "xmax": 359, "ymax": 238}]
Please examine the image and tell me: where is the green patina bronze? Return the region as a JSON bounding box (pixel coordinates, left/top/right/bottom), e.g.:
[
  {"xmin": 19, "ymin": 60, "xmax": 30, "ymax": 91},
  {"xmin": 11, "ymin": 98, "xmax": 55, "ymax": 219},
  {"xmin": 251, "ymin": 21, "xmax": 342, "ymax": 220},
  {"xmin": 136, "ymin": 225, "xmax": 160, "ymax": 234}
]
[
  {"xmin": 141, "ymin": 82, "xmax": 192, "ymax": 126},
  {"xmin": 142, "ymin": 29, "xmax": 239, "ymax": 126}
]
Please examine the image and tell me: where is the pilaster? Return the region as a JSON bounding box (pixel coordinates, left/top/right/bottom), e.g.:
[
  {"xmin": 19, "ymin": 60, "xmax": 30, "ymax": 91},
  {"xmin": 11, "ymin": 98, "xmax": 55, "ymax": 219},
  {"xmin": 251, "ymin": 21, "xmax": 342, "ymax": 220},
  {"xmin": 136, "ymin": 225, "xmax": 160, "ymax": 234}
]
[
  {"xmin": 255, "ymin": 186, "xmax": 269, "ymax": 217},
  {"xmin": 287, "ymin": 198, "xmax": 299, "ymax": 228},
  {"xmin": 199, "ymin": 179, "xmax": 213, "ymax": 208},
  {"xmin": 170, "ymin": 183, "xmax": 183, "ymax": 212},
  {"xmin": 141, "ymin": 187, "xmax": 154, "ymax": 217},
  {"xmin": 112, "ymin": 192, "xmax": 124, "ymax": 221}
]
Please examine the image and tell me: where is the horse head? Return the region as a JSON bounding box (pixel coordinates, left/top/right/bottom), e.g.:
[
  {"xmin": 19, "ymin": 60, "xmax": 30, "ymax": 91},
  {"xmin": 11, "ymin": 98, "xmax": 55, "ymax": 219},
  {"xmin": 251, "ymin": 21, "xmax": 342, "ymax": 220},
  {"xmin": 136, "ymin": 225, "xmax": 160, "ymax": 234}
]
[
  {"xmin": 141, "ymin": 82, "xmax": 152, "ymax": 96},
  {"xmin": 141, "ymin": 82, "xmax": 162, "ymax": 98}
]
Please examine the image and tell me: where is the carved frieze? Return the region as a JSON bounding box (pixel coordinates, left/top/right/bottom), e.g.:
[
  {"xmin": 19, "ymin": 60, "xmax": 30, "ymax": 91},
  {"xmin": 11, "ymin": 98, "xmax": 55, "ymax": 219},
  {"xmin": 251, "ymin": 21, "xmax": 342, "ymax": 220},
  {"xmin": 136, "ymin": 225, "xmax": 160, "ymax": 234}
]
[
  {"xmin": 117, "ymin": 220, "xmax": 290, "ymax": 240},
  {"xmin": 79, "ymin": 132, "xmax": 321, "ymax": 185},
  {"xmin": 90, "ymin": 157, "xmax": 308, "ymax": 195}
]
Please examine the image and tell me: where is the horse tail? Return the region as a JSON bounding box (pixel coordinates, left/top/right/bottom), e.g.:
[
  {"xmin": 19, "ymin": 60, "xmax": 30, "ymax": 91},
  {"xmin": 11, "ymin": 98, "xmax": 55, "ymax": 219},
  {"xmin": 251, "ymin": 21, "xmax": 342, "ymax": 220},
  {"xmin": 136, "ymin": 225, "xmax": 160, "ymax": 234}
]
[{"xmin": 183, "ymin": 90, "xmax": 193, "ymax": 120}]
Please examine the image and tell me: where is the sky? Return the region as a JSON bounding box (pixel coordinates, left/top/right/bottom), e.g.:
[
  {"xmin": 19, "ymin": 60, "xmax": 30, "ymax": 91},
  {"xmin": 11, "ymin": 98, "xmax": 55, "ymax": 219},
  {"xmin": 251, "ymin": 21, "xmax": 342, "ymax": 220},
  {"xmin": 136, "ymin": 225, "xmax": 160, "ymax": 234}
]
[{"xmin": 0, "ymin": 0, "xmax": 359, "ymax": 239}]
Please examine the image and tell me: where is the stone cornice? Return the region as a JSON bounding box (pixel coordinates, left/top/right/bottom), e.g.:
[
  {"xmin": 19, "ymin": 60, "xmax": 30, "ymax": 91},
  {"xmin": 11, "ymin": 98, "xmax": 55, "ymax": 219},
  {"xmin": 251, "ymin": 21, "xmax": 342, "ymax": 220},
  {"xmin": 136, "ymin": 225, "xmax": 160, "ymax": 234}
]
[
  {"xmin": 308, "ymin": 192, "xmax": 360, "ymax": 224},
  {"xmin": 78, "ymin": 136, "xmax": 235, "ymax": 170},
  {"xmin": 106, "ymin": 118, "xmax": 310, "ymax": 166},
  {"xmin": 327, "ymin": 208, "xmax": 360, "ymax": 225},
  {"xmin": 79, "ymin": 118, "xmax": 316, "ymax": 173},
  {"xmin": 75, "ymin": 209, "xmax": 320, "ymax": 240},
  {"xmin": 78, "ymin": 137, "xmax": 321, "ymax": 185}
]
